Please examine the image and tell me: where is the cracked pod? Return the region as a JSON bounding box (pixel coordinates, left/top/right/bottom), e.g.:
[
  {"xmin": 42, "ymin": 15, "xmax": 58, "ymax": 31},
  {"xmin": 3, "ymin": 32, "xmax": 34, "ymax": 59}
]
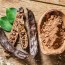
[{"xmin": 38, "ymin": 9, "xmax": 65, "ymax": 55}]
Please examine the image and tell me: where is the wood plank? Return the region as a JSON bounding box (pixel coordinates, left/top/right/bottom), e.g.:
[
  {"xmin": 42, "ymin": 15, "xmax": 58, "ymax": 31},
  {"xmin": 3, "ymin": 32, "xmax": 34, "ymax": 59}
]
[{"xmin": 31, "ymin": 0, "xmax": 65, "ymax": 6}]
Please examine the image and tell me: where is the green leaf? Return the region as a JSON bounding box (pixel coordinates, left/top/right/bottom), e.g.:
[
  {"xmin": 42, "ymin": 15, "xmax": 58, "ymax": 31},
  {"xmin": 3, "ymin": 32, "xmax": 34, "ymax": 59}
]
[
  {"xmin": 6, "ymin": 8, "xmax": 17, "ymax": 24},
  {"xmin": 0, "ymin": 16, "xmax": 12, "ymax": 32},
  {"xmin": 0, "ymin": 18, "xmax": 2, "ymax": 25}
]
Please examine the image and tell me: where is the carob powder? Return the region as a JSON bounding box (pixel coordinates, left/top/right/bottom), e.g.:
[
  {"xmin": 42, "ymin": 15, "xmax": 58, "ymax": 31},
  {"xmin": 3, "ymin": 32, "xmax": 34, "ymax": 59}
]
[{"xmin": 41, "ymin": 15, "xmax": 65, "ymax": 49}]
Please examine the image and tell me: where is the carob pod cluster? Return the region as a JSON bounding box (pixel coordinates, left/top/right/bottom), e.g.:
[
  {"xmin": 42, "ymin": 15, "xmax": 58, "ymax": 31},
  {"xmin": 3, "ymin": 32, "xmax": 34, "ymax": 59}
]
[
  {"xmin": 24, "ymin": 9, "xmax": 38, "ymax": 57},
  {"xmin": 8, "ymin": 7, "xmax": 38, "ymax": 57},
  {"xmin": 0, "ymin": 7, "xmax": 38, "ymax": 65},
  {"xmin": 0, "ymin": 28, "xmax": 37, "ymax": 65},
  {"xmin": 0, "ymin": 28, "xmax": 28, "ymax": 59}
]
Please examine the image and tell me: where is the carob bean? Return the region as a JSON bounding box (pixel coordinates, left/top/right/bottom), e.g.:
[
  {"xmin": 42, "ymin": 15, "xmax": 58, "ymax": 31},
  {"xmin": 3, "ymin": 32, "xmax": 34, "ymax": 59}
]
[
  {"xmin": 24, "ymin": 9, "xmax": 38, "ymax": 57},
  {"xmin": 0, "ymin": 28, "xmax": 37, "ymax": 65}
]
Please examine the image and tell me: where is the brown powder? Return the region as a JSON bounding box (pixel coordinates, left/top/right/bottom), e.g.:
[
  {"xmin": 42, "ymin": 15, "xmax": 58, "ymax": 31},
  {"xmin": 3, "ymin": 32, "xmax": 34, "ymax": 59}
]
[{"xmin": 41, "ymin": 15, "xmax": 65, "ymax": 49}]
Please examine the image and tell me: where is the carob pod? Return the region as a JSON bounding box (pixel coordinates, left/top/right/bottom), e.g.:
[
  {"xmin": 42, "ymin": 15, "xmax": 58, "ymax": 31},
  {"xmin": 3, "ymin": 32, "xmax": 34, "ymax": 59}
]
[
  {"xmin": 0, "ymin": 28, "xmax": 37, "ymax": 65},
  {"xmin": 24, "ymin": 9, "xmax": 38, "ymax": 57},
  {"xmin": 8, "ymin": 7, "xmax": 28, "ymax": 49}
]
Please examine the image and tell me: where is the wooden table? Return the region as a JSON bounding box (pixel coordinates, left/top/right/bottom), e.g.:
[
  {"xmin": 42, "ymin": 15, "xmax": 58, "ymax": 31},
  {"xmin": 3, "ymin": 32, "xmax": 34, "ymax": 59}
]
[{"xmin": 0, "ymin": 0, "xmax": 65, "ymax": 65}]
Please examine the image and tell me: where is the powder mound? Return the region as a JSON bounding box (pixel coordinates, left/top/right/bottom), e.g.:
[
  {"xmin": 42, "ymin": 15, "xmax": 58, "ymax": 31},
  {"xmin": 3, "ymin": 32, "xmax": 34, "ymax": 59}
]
[{"xmin": 41, "ymin": 15, "xmax": 65, "ymax": 49}]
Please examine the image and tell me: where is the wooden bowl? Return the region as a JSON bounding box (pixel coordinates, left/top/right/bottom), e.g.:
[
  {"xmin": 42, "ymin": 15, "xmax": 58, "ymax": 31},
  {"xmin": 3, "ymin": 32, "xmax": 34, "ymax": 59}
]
[{"xmin": 38, "ymin": 9, "xmax": 65, "ymax": 55}]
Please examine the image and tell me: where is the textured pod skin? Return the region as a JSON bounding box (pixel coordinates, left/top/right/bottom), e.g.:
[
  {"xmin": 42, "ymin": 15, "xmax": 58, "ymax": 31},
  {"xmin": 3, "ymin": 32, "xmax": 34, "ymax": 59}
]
[
  {"xmin": 0, "ymin": 28, "xmax": 28, "ymax": 59},
  {"xmin": 24, "ymin": 9, "xmax": 38, "ymax": 57}
]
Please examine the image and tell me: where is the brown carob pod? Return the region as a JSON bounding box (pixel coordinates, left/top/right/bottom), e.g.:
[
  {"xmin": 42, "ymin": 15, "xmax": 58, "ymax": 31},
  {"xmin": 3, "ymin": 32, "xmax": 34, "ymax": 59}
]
[
  {"xmin": 0, "ymin": 28, "xmax": 37, "ymax": 65},
  {"xmin": 38, "ymin": 9, "xmax": 65, "ymax": 55},
  {"xmin": 8, "ymin": 7, "xmax": 28, "ymax": 49},
  {"xmin": 24, "ymin": 9, "xmax": 38, "ymax": 57}
]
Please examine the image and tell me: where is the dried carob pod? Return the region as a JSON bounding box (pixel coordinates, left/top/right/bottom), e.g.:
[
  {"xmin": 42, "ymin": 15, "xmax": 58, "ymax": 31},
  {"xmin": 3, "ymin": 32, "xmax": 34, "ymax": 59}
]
[
  {"xmin": 24, "ymin": 9, "xmax": 38, "ymax": 57},
  {"xmin": 0, "ymin": 28, "xmax": 37, "ymax": 65},
  {"xmin": 8, "ymin": 7, "xmax": 28, "ymax": 49}
]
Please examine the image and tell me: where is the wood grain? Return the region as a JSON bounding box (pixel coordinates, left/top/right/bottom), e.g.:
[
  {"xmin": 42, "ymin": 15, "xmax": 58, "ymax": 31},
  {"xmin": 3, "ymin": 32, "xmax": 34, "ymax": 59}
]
[{"xmin": 31, "ymin": 0, "xmax": 65, "ymax": 6}]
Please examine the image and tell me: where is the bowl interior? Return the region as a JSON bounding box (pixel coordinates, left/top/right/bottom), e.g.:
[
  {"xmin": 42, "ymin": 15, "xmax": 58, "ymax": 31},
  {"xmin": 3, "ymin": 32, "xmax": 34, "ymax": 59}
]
[{"xmin": 39, "ymin": 10, "xmax": 65, "ymax": 55}]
